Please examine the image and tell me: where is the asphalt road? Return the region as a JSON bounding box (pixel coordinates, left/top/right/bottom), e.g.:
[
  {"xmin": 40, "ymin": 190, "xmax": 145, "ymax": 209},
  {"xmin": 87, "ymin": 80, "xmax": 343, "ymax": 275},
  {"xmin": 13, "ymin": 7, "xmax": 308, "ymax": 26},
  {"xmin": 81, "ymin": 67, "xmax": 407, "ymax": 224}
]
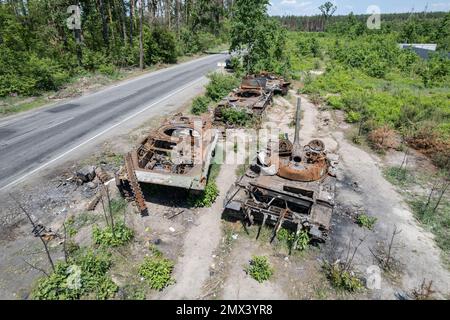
[{"xmin": 0, "ymin": 54, "xmax": 226, "ymax": 190}]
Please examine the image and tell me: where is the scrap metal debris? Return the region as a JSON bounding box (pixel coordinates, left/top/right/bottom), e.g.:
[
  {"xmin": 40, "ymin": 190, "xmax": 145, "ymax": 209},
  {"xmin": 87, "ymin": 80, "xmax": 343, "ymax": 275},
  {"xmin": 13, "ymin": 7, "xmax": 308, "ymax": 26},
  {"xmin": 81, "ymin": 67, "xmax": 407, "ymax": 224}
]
[
  {"xmin": 214, "ymin": 73, "xmax": 290, "ymax": 126},
  {"xmin": 116, "ymin": 114, "xmax": 219, "ymax": 213},
  {"xmin": 223, "ymin": 98, "xmax": 339, "ymax": 242}
]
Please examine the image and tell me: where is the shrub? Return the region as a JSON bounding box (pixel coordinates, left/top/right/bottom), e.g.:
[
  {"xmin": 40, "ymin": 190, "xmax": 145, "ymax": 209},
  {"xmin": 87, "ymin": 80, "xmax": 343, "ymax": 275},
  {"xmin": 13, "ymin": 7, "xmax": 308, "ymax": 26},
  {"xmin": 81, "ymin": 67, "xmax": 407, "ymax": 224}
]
[
  {"xmin": 221, "ymin": 108, "xmax": 251, "ymax": 127},
  {"xmin": 368, "ymin": 126, "xmax": 399, "ymax": 151},
  {"xmin": 277, "ymin": 228, "xmax": 310, "ymax": 253},
  {"xmin": 191, "ymin": 96, "xmax": 211, "ymax": 115},
  {"xmin": 322, "ymin": 261, "xmax": 363, "ymax": 292},
  {"xmin": 138, "ymin": 257, "xmax": 175, "ymax": 291},
  {"xmin": 92, "ymin": 222, "xmax": 134, "ymax": 247},
  {"xmin": 355, "ymin": 214, "xmax": 378, "ymax": 230},
  {"xmin": 32, "ymin": 249, "xmax": 117, "ymax": 300},
  {"xmin": 245, "ymin": 256, "xmax": 274, "ymax": 283},
  {"xmin": 206, "ymin": 73, "xmax": 240, "ymax": 101}
]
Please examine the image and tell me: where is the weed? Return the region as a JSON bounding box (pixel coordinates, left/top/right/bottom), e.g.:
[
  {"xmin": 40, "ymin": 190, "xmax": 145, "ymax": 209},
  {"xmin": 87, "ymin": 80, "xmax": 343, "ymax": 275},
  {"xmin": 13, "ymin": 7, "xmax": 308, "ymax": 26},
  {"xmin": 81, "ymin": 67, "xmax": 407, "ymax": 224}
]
[
  {"xmin": 92, "ymin": 222, "xmax": 134, "ymax": 247},
  {"xmin": 221, "ymin": 108, "xmax": 252, "ymax": 127},
  {"xmin": 206, "ymin": 73, "xmax": 240, "ymax": 102},
  {"xmin": 191, "ymin": 95, "xmax": 211, "ymax": 115},
  {"xmin": 32, "ymin": 249, "xmax": 117, "ymax": 300},
  {"xmin": 138, "ymin": 257, "xmax": 175, "ymax": 291},
  {"xmin": 356, "ymin": 214, "xmax": 377, "ymax": 230},
  {"xmin": 189, "ymin": 164, "xmax": 221, "ymax": 208},
  {"xmin": 277, "ymin": 228, "xmax": 310, "ymax": 253},
  {"xmin": 322, "ymin": 261, "xmax": 363, "ymax": 293},
  {"xmin": 383, "ymin": 166, "xmax": 414, "ymax": 187},
  {"xmin": 245, "ymin": 256, "xmax": 274, "ymax": 283}
]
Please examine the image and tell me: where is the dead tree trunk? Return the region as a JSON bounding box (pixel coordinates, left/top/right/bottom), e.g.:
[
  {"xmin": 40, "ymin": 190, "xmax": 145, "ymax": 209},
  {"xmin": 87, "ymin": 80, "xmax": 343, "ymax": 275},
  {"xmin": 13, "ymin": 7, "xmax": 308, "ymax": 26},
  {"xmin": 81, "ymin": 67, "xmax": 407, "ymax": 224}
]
[
  {"xmin": 139, "ymin": 0, "xmax": 144, "ymax": 70},
  {"xmin": 11, "ymin": 195, "xmax": 55, "ymax": 272}
]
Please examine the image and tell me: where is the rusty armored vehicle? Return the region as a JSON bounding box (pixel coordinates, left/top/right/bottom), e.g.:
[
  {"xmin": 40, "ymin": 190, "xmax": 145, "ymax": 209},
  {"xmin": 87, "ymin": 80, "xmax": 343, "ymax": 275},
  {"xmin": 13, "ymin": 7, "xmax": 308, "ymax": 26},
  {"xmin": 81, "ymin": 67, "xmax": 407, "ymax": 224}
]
[
  {"xmin": 116, "ymin": 114, "xmax": 219, "ymax": 215},
  {"xmin": 214, "ymin": 73, "xmax": 290, "ymax": 126},
  {"xmin": 223, "ymin": 98, "xmax": 339, "ymax": 242}
]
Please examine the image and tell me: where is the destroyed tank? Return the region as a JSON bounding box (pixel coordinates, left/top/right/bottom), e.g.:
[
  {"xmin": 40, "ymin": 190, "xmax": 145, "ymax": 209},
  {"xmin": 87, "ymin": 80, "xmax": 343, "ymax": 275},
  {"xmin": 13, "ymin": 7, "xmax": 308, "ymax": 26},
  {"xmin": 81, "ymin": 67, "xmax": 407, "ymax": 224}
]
[
  {"xmin": 223, "ymin": 98, "xmax": 339, "ymax": 242},
  {"xmin": 116, "ymin": 114, "xmax": 219, "ymax": 215},
  {"xmin": 214, "ymin": 73, "xmax": 290, "ymax": 126}
]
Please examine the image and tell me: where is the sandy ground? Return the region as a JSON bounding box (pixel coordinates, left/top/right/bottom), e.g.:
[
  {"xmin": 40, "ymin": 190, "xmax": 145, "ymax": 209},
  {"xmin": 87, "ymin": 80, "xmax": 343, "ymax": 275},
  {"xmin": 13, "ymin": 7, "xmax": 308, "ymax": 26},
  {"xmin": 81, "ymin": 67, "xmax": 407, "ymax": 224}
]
[{"xmin": 160, "ymin": 164, "xmax": 237, "ymax": 300}]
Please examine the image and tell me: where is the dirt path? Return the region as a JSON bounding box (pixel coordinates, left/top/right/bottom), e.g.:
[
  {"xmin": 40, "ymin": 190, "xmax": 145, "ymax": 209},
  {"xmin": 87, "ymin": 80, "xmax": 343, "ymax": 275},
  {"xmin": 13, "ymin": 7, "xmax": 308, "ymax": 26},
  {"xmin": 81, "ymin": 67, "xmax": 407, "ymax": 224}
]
[
  {"xmin": 217, "ymin": 91, "xmax": 450, "ymax": 299},
  {"xmin": 160, "ymin": 164, "xmax": 237, "ymax": 300}
]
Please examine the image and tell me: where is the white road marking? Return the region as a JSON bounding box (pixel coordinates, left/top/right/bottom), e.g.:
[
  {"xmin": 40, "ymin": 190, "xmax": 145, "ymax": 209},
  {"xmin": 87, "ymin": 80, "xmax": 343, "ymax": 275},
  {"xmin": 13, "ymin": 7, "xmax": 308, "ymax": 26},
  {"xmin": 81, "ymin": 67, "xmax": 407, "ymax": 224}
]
[{"xmin": 0, "ymin": 76, "xmax": 206, "ymax": 192}]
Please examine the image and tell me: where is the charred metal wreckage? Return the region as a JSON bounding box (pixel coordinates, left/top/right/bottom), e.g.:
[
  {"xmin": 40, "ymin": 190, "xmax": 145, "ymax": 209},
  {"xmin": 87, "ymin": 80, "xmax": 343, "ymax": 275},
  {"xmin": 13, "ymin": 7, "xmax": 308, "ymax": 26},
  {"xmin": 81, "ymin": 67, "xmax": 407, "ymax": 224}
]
[
  {"xmin": 115, "ymin": 74, "xmax": 338, "ymax": 244},
  {"xmin": 224, "ymin": 98, "xmax": 339, "ymax": 243},
  {"xmin": 116, "ymin": 114, "xmax": 219, "ymax": 215},
  {"xmin": 214, "ymin": 73, "xmax": 290, "ymax": 126}
]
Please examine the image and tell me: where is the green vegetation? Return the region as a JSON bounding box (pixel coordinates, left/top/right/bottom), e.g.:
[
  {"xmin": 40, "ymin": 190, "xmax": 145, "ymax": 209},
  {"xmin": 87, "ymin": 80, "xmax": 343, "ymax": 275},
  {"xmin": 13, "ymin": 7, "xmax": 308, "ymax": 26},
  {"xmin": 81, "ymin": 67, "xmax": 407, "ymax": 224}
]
[
  {"xmin": 92, "ymin": 222, "xmax": 134, "ymax": 248},
  {"xmin": 355, "ymin": 214, "xmax": 378, "ymax": 231},
  {"xmin": 230, "ymin": 0, "xmax": 290, "ymax": 75},
  {"xmin": 295, "ymin": 29, "xmax": 449, "ymax": 168},
  {"xmin": 384, "ymin": 166, "xmax": 414, "ymax": 186},
  {"xmin": 383, "ymin": 166, "xmax": 450, "ymax": 263},
  {"xmin": 191, "ymin": 73, "xmax": 239, "ymax": 116},
  {"xmin": 138, "ymin": 257, "xmax": 175, "ymax": 291},
  {"xmin": 190, "ymin": 163, "xmax": 221, "ymax": 208},
  {"xmin": 245, "ymin": 256, "xmax": 274, "ymax": 283},
  {"xmin": 221, "ymin": 108, "xmax": 252, "ymax": 127},
  {"xmin": 277, "ymin": 228, "xmax": 310, "ymax": 253},
  {"xmin": 32, "ymin": 249, "xmax": 117, "ymax": 300},
  {"xmin": 206, "ymin": 73, "xmax": 240, "ymax": 102},
  {"xmin": 322, "ymin": 261, "xmax": 364, "ymax": 293},
  {"xmin": 0, "ymin": 1, "xmax": 230, "ymax": 99},
  {"xmin": 191, "ymin": 96, "xmax": 211, "ymax": 115}
]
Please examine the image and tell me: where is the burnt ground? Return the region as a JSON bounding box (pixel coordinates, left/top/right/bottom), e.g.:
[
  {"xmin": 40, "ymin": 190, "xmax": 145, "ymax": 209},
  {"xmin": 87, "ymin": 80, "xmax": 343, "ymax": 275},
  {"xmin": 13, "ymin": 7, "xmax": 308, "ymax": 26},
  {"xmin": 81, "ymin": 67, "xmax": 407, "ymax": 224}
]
[{"xmin": 0, "ymin": 83, "xmax": 449, "ymax": 300}]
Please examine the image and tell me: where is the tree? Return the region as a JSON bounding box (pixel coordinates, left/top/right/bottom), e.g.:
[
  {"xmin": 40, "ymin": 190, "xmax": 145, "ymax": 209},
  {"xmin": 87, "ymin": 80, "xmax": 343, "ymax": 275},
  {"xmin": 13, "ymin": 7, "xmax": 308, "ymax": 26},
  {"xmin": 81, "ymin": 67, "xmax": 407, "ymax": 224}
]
[{"xmin": 319, "ymin": 1, "xmax": 337, "ymax": 31}]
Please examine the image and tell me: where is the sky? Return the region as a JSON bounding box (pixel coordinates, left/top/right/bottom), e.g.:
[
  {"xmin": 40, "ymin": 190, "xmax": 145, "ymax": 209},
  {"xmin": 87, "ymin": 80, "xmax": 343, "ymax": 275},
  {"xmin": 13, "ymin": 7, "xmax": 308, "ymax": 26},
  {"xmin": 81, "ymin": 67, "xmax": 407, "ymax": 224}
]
[{"xmin": 268, "ymin": 0, "xmax": 450, "ymax": 16}]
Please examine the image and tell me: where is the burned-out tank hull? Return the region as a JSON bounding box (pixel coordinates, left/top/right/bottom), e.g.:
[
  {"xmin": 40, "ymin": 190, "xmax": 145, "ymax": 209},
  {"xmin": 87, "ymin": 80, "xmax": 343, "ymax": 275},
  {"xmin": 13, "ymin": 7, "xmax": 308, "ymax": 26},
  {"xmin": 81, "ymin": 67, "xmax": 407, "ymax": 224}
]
[
  {"xmin": 214, "ymin": 73, "xmax": 290, "ymax": 126},
  {"xmin": 116, "ymin": 114, "xmax": 219, "ymax": 215},
  {"xmin": 223, "ymin": 98, "xmax": 338, "ymax": 242}
]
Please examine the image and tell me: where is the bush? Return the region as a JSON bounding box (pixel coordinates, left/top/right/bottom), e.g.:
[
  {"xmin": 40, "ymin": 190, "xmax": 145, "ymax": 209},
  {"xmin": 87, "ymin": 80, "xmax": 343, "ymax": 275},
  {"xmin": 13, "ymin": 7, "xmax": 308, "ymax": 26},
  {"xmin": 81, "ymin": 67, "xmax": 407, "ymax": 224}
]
[
  {"xmin": 32, "ymin": 249, "xmax": 117, "ymax": 300},
  {"xmin": 277, "ymin": 228, "xmax": 310, "ymax": 253},
  {"xmin": 322, "ymin": 261, "xmax": 363, "ymax": 292},
  {"xmin": 206, "ymin": 73, "xmax": 240, "ymax": 101},
  {"xmin": 245, "ymin": 256, "xmax": 274, "ymax": 283},
  {"xmin": 191, "ymin": 96, "xmax": 211, "ymax": 115},
  {"xmin": 221, "ymin": 108, "xmax": 252, "ymax": 127},
  {"xmin": 145, "ymin": 27, "xmax": 178, "ymax": 65},
  {"xmin": 356, "ymin": 214, "xmax": 378, "ymax": 230},
  {"xmin": 138, "ymin": 257, "xmax": 175, "ymax": 291},
  {"xmin": 92, "ymin": 222, "xmax": 134, "ymax": 247},
  {"xmin": 367, "ymin": 126, "xmax": 399, "ymax": 151}
]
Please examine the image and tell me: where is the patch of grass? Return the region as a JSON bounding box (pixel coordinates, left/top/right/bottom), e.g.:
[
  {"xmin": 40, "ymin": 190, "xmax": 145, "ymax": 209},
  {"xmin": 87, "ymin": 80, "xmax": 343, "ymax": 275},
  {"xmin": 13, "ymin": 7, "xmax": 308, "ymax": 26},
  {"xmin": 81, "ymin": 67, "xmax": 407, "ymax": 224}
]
[
  {"xmin": 92, "ymin": 222, "xmax": 134, "ymax": 248},
  {"xmin": 355, "ymin": 214, "xmax": 377, "ymax": 230},
  {"xmin": 120, "ymin": 285, "xmax": 147, "ymax": 300},
  {"xmin": 322, "ymin": 261, "xmax": 363, "ymax": 293},
  {"xmin": 0, "ymin": 95, "xmax": 49, "ymax": 115},
  {"xmin": 245, "ymin": 256, "xmax": 274, "ymax": 283},
  {"xmin": 138, "ymin": 257, "xmax": 175, "ymax": 291},
  {"xmin": 409, "ymin": 196, "xmax": 450, "ymax": 254},
  {"xmin": 383, "ymin": 166, "xmax": 414, "ymax": 187},
  {"xmin": 32, "ymin": 249, "xmax": 118, "ymax": 300}
]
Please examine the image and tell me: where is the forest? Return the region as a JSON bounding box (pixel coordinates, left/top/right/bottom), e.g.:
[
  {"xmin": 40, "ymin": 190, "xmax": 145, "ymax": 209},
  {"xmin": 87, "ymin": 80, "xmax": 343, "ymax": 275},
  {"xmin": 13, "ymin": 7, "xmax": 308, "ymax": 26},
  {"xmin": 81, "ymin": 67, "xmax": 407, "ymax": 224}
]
[{"xmin": 0, "ymin": 0, "xmax": 233, "ymax": 97}]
